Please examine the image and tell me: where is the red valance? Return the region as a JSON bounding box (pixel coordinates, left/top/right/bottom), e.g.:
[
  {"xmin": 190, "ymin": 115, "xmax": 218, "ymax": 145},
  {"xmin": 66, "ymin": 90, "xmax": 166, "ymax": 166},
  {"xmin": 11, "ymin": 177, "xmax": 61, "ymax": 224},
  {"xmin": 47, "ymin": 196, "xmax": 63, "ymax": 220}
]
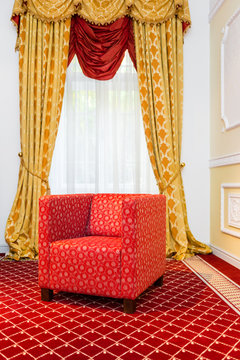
[
  {"xmin": 68, "ymin": 16, "xmax": 136, "ymax": 80},
  {"xmin": 12, "ymin": 15, "xmax": 189, "ymax": 80}
]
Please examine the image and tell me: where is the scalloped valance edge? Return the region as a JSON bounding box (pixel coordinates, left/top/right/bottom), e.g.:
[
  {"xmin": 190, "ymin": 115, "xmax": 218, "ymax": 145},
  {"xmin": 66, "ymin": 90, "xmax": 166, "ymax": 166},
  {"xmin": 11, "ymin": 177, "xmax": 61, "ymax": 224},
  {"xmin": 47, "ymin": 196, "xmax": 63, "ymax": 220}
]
[
  {"xmin": 11, "ymin": 11, "xmax": 191, "ymax": 29},
  {"xmin": 11, "ymin": 0, "xmax": 191, "ymax": 29}
]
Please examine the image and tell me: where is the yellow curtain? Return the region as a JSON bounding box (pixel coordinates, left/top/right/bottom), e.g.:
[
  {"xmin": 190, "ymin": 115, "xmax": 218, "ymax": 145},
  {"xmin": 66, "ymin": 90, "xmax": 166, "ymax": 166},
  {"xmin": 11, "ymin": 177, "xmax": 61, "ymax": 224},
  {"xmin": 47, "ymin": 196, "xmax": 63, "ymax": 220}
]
[
  {"xmin": 5, "ymin": 13, "xmax": 70, "ymax": 260},
  {"xmin": 12, "ymin": 0, "xmax": 191, "ymax": 25},
  {"xmin": 134, "ymin": 18, "xmax": 211, "ymax": 260}
]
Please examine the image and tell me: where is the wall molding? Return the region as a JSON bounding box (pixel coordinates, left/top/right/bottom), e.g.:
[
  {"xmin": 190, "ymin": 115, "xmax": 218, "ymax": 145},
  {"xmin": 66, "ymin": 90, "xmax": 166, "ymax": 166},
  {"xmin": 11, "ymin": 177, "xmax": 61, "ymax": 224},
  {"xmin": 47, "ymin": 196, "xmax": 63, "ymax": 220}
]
[
  {"xmin": 221, "ymin": 7, "xmax": 240, "ymax": 132},
  {"xmin": 221, "ymin": 183, "xmax": 240, "ymax": 238},
  {"xmin": 211, "ymin": 244, "xmax": 240, "ymax": 270},
  {"xmin": 209, "ymin": 0, "xmax": 226, "ymax": 22},
  {"xmin": 209, "ymin": 152, "xmax": 240, "ymax": 168},
  {"xmin": 228, "ymin": 193, "xmax": 240, "ymax": 229}
]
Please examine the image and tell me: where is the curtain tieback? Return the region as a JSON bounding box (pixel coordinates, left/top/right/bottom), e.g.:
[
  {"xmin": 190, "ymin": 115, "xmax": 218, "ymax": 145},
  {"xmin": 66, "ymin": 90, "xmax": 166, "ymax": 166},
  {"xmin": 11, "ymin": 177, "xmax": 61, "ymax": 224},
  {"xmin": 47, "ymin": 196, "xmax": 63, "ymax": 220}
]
[
  {"xmin": 18, "ymin": 152, "xmax": 50, "ymax": 193},
  {"xmin": 159, "ymin": 162, "xmax": 185, "ymax": 193}
]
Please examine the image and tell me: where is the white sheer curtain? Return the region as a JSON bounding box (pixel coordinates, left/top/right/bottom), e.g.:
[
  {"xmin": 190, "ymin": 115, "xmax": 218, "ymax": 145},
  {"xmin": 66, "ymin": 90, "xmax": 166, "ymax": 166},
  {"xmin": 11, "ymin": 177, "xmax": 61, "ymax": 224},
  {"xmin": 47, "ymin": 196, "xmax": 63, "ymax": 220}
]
[{"xmin": 49, "ymin": 52, "xmax": 158, "ymax": 194}]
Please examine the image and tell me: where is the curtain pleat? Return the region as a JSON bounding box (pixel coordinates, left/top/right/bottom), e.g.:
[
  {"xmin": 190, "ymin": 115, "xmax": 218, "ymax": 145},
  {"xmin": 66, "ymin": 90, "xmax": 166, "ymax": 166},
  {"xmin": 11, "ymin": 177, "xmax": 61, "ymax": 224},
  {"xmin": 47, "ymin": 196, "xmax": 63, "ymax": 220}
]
[
  {"xmin": 5, "ymin": 13, "xmax": 71, "ymax": 260},
  {"xmin": 134, "ymin": 18, "xmax": 211, "ymax": 260},
  {"xmin": 68, "ymin": 16, "xmax": 136, "ymax": 80}
]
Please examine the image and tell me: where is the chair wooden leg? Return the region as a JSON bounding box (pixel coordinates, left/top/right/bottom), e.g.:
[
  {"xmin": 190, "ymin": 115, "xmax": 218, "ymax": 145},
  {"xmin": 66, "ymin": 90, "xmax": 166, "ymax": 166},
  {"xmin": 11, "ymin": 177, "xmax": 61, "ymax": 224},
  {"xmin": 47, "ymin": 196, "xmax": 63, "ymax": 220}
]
[
  {"xmin": 123, "ymin": 299, "xmax": 136, "ymax": 314},
  {"xmin": 154, "ymin": 275, "xmax": 163, "ymax": 287},
  {"xmin": 41, "ymin": 288, "xmax": 53, "ymax": 302}
]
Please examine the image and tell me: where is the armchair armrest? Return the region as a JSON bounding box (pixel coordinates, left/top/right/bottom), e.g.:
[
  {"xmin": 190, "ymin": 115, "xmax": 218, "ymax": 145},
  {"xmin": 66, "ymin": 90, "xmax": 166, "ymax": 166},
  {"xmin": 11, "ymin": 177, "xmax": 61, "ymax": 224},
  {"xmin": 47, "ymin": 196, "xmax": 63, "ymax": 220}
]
[
  {"xmin": 121, "ymin": 195, "xmax": 166, "ymax": 299},
  {"xmin": 38, "ymin": 194, "xmax": 93, "ymax": 288}
]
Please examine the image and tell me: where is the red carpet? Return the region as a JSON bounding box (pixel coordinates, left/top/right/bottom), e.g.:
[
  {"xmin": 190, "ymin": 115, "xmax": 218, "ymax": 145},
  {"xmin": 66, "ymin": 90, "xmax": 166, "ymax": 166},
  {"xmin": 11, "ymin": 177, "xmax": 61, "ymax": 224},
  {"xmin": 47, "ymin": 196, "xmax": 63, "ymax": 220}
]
[
  {"xmin": 199, "ymin": 254, "xmax": 240, "ymax": 286},
  {"xmin": 0, "ymin": 259, "xmax": 240, "ymax": 360}
]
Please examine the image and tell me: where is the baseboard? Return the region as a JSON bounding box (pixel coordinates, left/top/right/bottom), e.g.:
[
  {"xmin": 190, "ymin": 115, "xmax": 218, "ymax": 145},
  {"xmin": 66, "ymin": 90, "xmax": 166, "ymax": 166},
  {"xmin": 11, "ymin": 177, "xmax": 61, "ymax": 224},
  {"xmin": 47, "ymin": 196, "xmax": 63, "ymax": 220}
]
[
  {"xmin": 211, "ymin": 244, "xmax": 240, "ymax": 270},
  {"xmin": 0, "ymin": 245, "xmax": 8, "ymax": 255}
]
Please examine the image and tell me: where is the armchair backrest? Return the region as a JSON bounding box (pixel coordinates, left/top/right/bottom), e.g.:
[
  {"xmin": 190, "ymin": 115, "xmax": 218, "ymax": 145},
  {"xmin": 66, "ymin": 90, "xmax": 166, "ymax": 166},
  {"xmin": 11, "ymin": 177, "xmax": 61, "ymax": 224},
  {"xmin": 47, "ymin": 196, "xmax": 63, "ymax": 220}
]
[
  {"xmin": 86, "ymin": 193, "xmax": 151, "ymax": 237},
  {"xmin": 87, "ymin": 194, "xmax": 126, "ymax": 237}
]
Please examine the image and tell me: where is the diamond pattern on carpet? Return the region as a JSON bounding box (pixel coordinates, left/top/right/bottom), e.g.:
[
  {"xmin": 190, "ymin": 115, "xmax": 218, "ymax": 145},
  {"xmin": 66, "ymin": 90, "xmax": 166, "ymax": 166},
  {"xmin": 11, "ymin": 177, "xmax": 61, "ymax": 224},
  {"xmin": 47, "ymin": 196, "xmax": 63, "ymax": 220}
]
[{"xmin": 0, "ymin": 259, "xmax": 240, "ymax": 360}]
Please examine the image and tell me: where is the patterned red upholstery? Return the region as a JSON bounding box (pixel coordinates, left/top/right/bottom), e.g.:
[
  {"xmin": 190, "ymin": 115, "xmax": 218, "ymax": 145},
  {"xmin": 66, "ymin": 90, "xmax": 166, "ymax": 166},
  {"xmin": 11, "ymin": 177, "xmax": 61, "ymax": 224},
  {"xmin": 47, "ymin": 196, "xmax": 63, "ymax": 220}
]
[
  {"xmin": 50, "ymin": 236, "xmax": 121, "ymax": 297},
  {"xmin": 87, "ymin": 194, "xmax": 126, "ymax": 237},
  {"xmin": 38, "ymin": 194, "xmax": 93, "ymax": 289},
  {"xmin": 121, "ymin": 196, "xmax": 166, "ymax": 299},
  {"xmin": 38, "ymin": 193, "xmax": 166, "ymax": 303}
]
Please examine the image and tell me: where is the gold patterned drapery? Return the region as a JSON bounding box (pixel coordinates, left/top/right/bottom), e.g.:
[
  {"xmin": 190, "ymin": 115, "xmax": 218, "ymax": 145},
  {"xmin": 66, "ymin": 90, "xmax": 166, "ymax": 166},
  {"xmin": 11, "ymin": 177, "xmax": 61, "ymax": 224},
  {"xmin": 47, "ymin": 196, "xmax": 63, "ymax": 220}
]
[
  {"xmin": 134, "ymin": 18, "xmax": 211, "ymax": 260},
  {"xmin": 11, "ymin": 0, "xmax": 191, "ymax": 25},
  {"xmin": 5, "ymin": 13, "xmax": 70, "ymax": 260},
  {"xmin": 8, "ymin": 0, "xmax": 210, "ymax": 260}
]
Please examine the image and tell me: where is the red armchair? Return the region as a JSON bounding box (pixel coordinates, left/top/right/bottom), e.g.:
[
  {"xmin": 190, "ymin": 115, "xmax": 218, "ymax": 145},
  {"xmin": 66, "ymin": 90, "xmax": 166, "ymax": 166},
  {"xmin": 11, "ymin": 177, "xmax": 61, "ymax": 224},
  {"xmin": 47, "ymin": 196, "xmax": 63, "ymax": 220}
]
[{"xmin": 38, "ymin": 193, "xmax": 166, "ymax": 313}]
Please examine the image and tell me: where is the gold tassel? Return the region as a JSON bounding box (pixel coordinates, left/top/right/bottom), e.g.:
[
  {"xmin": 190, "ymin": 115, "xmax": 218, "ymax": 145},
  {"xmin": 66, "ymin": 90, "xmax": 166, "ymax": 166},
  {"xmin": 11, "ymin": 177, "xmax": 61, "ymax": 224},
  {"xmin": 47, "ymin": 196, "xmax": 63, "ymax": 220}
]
[
  {"xmin": 22, "ymin": 0, "xmax": 28, "ymax": 11},
  {"xmin": 126, "ymin": 0, "xmax": 134, "ymax": 8},
  {"xmin": 175, "ymin": 0, "xmax": 183, "ymax": 10},
  {"xmin": 73, "ymin": 0, "xmax": 82, "ymax": 10}
]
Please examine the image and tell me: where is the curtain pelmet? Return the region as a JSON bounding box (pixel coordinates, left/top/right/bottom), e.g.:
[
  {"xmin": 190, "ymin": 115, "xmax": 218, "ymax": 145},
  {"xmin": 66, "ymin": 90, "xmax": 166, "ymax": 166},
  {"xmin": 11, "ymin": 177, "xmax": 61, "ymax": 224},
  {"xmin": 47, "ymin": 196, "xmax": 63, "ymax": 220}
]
[
  {"xmin": 11, "ymin": 0, "xmax": 191, "ymax": 26},
  {"xmin": 134, "ymin": 18, "xmax": 211, "ymax": 260},
  {"xmin": 5, "ymin": 13, "xmax": 70, "ymax": 260}
]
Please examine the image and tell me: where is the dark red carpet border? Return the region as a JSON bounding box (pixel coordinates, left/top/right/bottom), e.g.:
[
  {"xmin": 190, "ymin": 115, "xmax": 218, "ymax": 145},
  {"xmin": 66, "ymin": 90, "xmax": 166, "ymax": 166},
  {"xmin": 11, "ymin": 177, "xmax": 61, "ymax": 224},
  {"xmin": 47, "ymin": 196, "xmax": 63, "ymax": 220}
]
[
  {"xmin": 199, "ymin": 254, "xmax": 240, "ymax": 286},
  {"xmin": 0, "ymin": 259, "xmax": 240, "ymax": 360}
]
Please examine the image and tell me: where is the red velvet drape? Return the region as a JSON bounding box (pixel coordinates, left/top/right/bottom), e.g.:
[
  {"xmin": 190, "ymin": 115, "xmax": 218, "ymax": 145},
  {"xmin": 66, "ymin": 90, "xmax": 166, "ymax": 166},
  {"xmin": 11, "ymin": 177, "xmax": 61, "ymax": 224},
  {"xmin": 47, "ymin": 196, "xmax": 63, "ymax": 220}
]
[
  {"xmin": 182, "ymin": 22, "xmax": 190, "ymax": 34},
  {"xmin": 12, "ymin": 15, "xmax": 20, "ymax": 27},
  {"xmin": 68, "ymin": 16, "xmax": 136, "ymax": 80},
  {"xmin": 12, "ymin": 15, "xmax": 190, "ymax": 80}
]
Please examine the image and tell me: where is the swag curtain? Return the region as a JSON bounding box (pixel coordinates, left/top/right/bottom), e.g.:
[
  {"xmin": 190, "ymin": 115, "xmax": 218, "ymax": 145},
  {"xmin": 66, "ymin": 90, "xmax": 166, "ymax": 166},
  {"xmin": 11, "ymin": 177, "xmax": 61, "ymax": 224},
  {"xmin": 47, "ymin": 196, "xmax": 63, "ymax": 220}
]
[
  {"xmin": 68, "ymin": 16, "xmax": 136, "ymax": 80},
  {"xmin": 6, "ymin": 13, "xmax": 70, "ymax": 259},
  {"xmin": 8, "ymin": 0, "xmax": 211, "ymax": 260}
]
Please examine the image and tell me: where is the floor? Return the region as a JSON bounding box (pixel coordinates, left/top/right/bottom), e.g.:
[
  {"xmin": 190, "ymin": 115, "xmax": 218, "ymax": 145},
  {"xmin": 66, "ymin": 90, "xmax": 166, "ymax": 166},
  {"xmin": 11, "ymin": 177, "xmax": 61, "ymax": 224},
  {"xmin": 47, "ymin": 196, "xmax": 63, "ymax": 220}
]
[
  {"xmin": 199, "ymin": 254, "xmax": 240, "ymax": 286},
  {"xmin": 0, "ymin": 254, "xmax": 240, "ymax": 360}
]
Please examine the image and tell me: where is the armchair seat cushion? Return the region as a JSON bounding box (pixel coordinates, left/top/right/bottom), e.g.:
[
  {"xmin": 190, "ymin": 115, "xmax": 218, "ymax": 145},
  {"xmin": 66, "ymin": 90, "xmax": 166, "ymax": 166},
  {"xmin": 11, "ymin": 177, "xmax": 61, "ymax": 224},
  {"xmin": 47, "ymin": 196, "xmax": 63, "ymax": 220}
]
[{"xmin": 49, "ymin": 236, "xmax": 122, "ymax": 297}]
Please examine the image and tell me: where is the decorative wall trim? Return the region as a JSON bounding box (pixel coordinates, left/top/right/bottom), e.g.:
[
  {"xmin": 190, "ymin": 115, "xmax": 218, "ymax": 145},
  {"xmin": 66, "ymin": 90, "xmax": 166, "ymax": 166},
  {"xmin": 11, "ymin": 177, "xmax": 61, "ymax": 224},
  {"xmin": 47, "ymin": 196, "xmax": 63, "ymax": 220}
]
[
  {"xmin": 221, "ymin": 7, "xmax": 240, "ymax": 131},
  {"xmin": 211, "ymin": 244, "xmax": 240, "ymax": 270},
  {"xmin": 228, "ymin": 193, "xmax": 240, "ymax": 229},
  {"xmin": 0, "ymin": 246, "xmax": 8, "ymax": 255},
  {"xmin": 209, "ymin": 0, "xmax": 225, "ymax": 22},
  {"xmin": 221, "ymin": 183, "xmax": 240, "ymax": 238},
  {"xmin": 209, "ymin": 152, "xmax": 240, "ymax": 168}
]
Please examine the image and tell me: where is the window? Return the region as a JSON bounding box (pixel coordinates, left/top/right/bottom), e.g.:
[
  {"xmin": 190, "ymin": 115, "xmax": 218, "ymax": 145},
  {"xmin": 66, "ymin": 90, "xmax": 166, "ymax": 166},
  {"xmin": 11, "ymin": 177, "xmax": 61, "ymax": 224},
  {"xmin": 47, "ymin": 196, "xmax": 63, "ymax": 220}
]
[{"xmin": 49, "ymin": 52, "xmax": 158, "ymax": 194}]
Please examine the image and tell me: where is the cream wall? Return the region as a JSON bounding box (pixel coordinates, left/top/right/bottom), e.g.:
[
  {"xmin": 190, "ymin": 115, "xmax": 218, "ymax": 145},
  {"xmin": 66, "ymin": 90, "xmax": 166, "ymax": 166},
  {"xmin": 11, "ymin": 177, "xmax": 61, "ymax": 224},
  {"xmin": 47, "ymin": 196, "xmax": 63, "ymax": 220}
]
[
  {"xmin": 210, "ymin": 0, "xmax": 240, "ymax": 158},
  {"xmin": 210, "ymin": 165, "xmax": 240, "ymax": 260},
  {"xmin": 0, "ymin": 1, "xmax": 210, "ymax": 253},
  {"xmin": 210, "ymin": 0, "xmax": 240, "ymax": 261}
]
